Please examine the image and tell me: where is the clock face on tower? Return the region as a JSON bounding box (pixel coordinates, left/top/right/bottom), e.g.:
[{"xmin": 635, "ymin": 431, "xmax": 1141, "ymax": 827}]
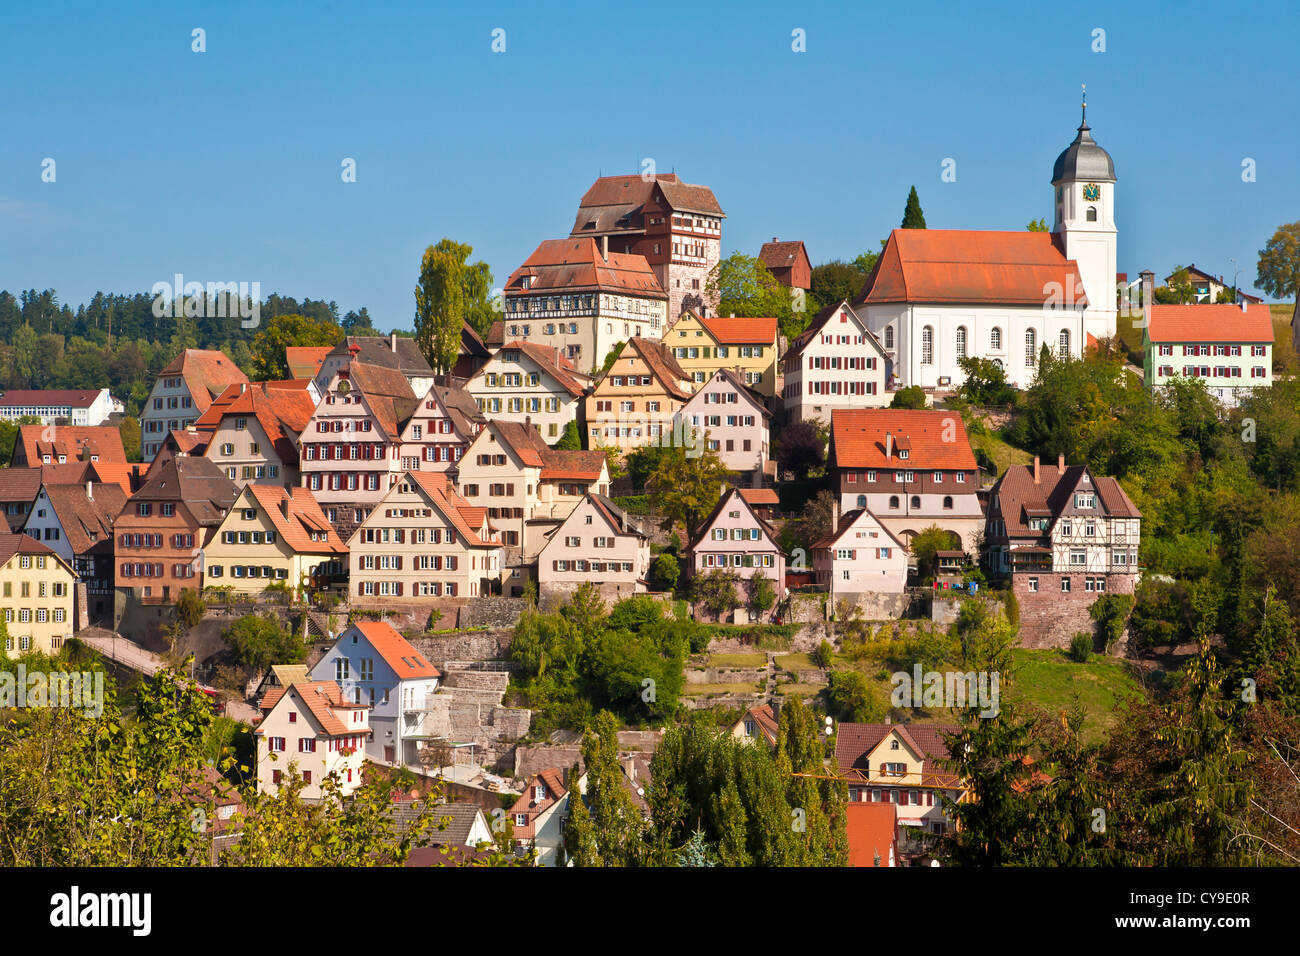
[{"xmin": 1082, "ymin": 183, "xmax": 1101, "ymax": 202}]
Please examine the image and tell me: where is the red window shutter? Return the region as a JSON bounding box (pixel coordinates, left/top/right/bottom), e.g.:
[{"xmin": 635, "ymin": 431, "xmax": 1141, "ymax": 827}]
[{"xmin": 395, "ymin": 581, "xmax": 403, "ymax": 596}]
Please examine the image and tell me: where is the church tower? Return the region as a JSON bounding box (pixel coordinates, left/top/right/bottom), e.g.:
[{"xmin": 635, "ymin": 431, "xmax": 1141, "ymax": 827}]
[{"xmin": 1052, "ymin": 88, "xmax": 1117, "ymax": 345}]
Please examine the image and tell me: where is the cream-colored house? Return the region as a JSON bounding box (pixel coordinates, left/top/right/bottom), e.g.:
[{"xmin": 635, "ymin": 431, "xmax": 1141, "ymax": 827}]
[
  {"xmin": 255, "ymin": 680, "xmax": 370, "ymax": 798},
  {"xmin": 202, "ymin": 485, "xmax": 347, "ymax": 595},
  {"xmin": 665, "ymin": 312, "xmax": 780, "ymax": 396},
  {"xmin": 347, "ymin": 471, "xmax": 504, "ymax": 602},
  {"xmin": 536, "ymin": 494, "xmax": 649, "ymax": 602},
  {"xmin": 834, "ymin": 723, "xmax": 966, "ymax": 837},
  {"xmin": 583, "ymin": 337, "xmax": 693, "ymax": 454},
  {"xmin": 0, "ymin": 533, "xmax": 77, "ymax": 656},
  {"xmin": 466, "ymin": 341, "xmax": 590, "ymax": 443}
]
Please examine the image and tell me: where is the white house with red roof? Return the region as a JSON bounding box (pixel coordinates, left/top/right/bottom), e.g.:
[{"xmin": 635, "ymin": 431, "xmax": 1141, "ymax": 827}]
[
  {"xmin": 501, "ymin": 237, "xmax": 670, "ymax": 373},
  {"xmin": 782, "ymin": 300, "xmax": 891, "ymax": 423},
  {"xmin": 812, "ymin": 507, "xmax": 909, "ymax": 598},
  {"xmin": 309, "ymin": 620, "xmax": 443, "ymax": 768},
  {"xmin": 255, "ymin": 680, "xmax": 371, "ymax": 797},
  {"xmin": 851, "ymin": 106, "xmax": 1119, "ymax": 391},
  {"xmin": 508, "ymin": 768, "xmax": 570, "ymax": 866},
  {"xmin": 1142, "ymin": 299, "xmax": 1274, "ymax": 407},
  {"xmin": 828, "ymin": 408, "xmax": 983, "ymax": 554},
  {"xmin": 536, "ymin": 493, "xmax": 650, "ymax": 603},
  {"xmin": 465, "ymin": 340, "xmax": 591, "ymax": 442},
  {"xmin": 675, "ymin": 368, "xmax": 772, "ymax": 479},
  {"xmin": 141, "ymin": 349, "xmax": 250, "ymax": 461}
]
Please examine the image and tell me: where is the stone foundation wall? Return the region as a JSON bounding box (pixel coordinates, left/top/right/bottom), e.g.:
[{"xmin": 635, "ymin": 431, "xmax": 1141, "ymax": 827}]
[{"xmin": 1012, "ymin": 573, "xmax": 1135, "ymax": 649}]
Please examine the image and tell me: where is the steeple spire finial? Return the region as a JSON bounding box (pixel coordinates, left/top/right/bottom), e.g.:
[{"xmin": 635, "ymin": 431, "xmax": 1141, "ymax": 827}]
[{"xmin": 1080, "ymin": 83, "xmax": 1088, "ymax": 130}]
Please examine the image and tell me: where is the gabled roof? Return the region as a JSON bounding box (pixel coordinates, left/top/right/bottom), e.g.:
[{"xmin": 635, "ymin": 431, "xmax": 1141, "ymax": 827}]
[
  {"xmin": 1146, "ymin": 303, "xmax": 1274, "ymax": 343},
  {"xmin": 540, "ymin": 449, "xmax": 608, "ymax": 482},
  {"xmin": 585, "ymin": 493, "xmax": 645, "ymax": 538},
  {"xmin": 0, "ymin": 468, "xmax": 43, "ymax": 502},
  {"xmin": 12, "ymin": 425, "xmax": 127, "ymax": 467},
  {"xmin": 486, "ymin": 420, "xmax": 549, "ymax": 469},
  {"xmin": 259, "ymin": 681, "xmax": 361, "ymax": 737},
  {"xmin": 195, "ymin": 382, "xmax": 317, "ymax": 462},
  {"xmin": 830, "ymin": 409, "xmax": 977, "ymax": 471},
  {"xmin": 504, "ymin": 238, "xmax": 667, "ymax": 299},
  {"xmin": 339, "ymin": 360, "xmax": 420, "ymax": 438},
  {"xmin": 990, "ymin": 460, "xmax": 1140, "ymax": 537},
  {"xmin": 571, "ymin": 173, "xmax": 724, "ymax": 236},
  {"xmin": 0, "ymin": 388, "xmax": 107, "ymax": 410},
  {"xmin": 834, "ymin": 722, "xmax": 960, "ymax": 785},
  {"xmin": 846, "ymin": 803, "xmax": 898, "ymax": 867},
  {"xmin": 811, "ymin": 508, "xmax": 906, "ymax": 552},
  {"xmin": 680, "ymin": 368, "xmax": 772, "ymax": 419},
  {"xmin": 285, "ymin": 346, "xmax": 333, "ymax": 379},
  {"xmin": 128, "ymin": 456, "xmax": 239, "ymax": 525},
  {"xmin": 348, "ymin": 621, "xmax": 441, "ymax": 680},
  {"xmin": 36, "ymin": 482, "xmax": 128, "ymax": 554},
  {"xmin": 416, "ymin": 384, "xmax": 486, "ymax": 440},
  {"xmin": 492, "ymin": 340, "xmax": 590, "ymax": 398},
  {"xmin": 86, "ymin": 461, "xmax": 147, "ymax": 496},
  {"xmin": 594, "ymin": 338, "xmax": 691, "ymax": 401},
  {"xmin": 738, "ymin": 488, "xmax": 779, "ymax": 507},
  {"xmin": 158, "ymin": 349, "xmax": 249, "ymax": 414},
  {"xmin": 758, "ymin": 239, "xmax": 809, "ymax": 272},
  {"xmin": 242, "ymin": 484, "xmax": 347, "ymax": 555},
  {"xmin": 737, "ymin": 702, "xmax": 779, "ymax": 746},
  {"xmin": 854, "ymin": 229, "xmax": 1088, "ymax": 308},
  {"xmin": 0, "ymin": 531, "xmax": 61, "ymax": 568},
  {"xmin": 688, "ymin": 486, "xmax": 781, "ymax": 552},
  {"xmin": 403, "ymin": 471, "xmax": 499, "ymax": 548},
  {"xmin": 335, "ymin": 336, "xmax": 434, "ymax": 378},
  {"xmin": 697, "ymin": 314, "xmax": 779, "ymax": 346},
  {"xmin": 784, "ymin": 300, "xmax": 887, "ymax": 362}
]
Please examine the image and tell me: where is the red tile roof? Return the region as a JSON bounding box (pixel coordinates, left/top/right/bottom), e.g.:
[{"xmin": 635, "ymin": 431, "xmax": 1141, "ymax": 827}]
[
  {"xmin": 194, "ymin": 382, "xmax": 317, "ymax": 463},
  {"xmin": 0, "ymin": 389, "xmax": 107, "ymax": 409},
  {"xmin": 504, "ymin": 238, "xmax": 667, "ymax": 299},
  {"xmin": 1146, "ymin": 303, "xmax": 1274, "ymax": 343},
  {"xmin": 244, "ymin": 484, "xmax": 347, "ymax": 556},
  {"xmin": 758, "ymin": 240, "xmax": 809, "ymax": 271},
  {"xmin": 572, "ymin": 173, "xmax": 724, "ymax": 233},
  {"xmin": 38, "ymin": 482, "xmax": 128, "ymax": 555},
  {"xmin": 845, "ymin": 803, "xmax": 898, "ymax": 867},
  {"xmin": 86, "ymin": 461, "xmax": 147, "ymax": 495},
  {"xmin": 495, "ymin": 340, "xmax": 590, "ymax": 397},
  {"xmin": 13, "ymin": 425, "xmax": 126, "ymax": 467},
  {"xmin": 0, "ymin": 531, "xmax": 60, "ymax": 568},
  {"xmin": 285, "ymin": 346, "xmax": 333, "ymax": 379},
  {"xmin": 259, "ymin": 681, "xmax": 362, "ymax": 737},
  {"xmin": 405, "ymin": 471, "xmax": 499, "ymax": 548},
  {"xmin": 855, "ymin": 229, "xmax": 1088, "ymax": 307},
  {"xmin": 737, "ymin": 488, "xmax": 779, "ymax": 506},
  {"xmin": 351, "ymin": 621, "xmax": 441, "ymax": 679},
  {"xmin": 697, "ymin": 314, "xmax": 779, "ymax": 345},
  {"xmin": 989, "ymin": 460, "xmax": 1140, "ymax": 538},
  {"xmin": 158, "ymin": 349, "xmax": 249, "ymax": 414},
  {"xmin": 830, "ymin": 409, "xmax": 977, "ymax": 470},
  {"xmin": 602, "ymin": 337, "xmax": 690, "ymax": 401},
  {"xmin": 834, "ymin": 722, "xmax": 960, "ymax": 786}
]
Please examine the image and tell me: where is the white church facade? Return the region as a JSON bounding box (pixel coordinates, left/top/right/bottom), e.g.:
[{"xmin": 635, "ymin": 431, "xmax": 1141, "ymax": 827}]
[{"xmin": 851, "ymin": 103, "xmax": 1119, "ymax": 391}]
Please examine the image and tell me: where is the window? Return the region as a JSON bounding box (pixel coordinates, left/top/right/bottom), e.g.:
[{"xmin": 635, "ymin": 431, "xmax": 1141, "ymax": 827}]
[
  {"xmin": 1059, "ymin": 328, "xmax": 1070, "ymax": 355},
  {"xmin": 884, "ymin": 325, "xmax": 894, "ymax": 349},
  {"xmin": 990, "ymin": 327, "xmax": 1002, "ymax": 350},
  {"xmin": 1061, "ymin": 578, "xmax": 1071, "ymax": 592},
  {"xmin": 955, "ymin": 326, "xmax": 967, "ymax": 359},
  {"xmin": 888, "ymin": 496, "xmax": 899, "ymax": 509},
  {"xmin": 1086, "ymin": 206, "xmax": 1097, "ymax": 222},
  {"xmin": 1025, "ymin": 328, "xmax": 1037, "ymax": 365},
  {"xmin": 921, "ymin": 326, "xmax": 933, "ymax": 364},
  {"xmin": 1027, "ymin": 577, "xmax": 1038, "ymax": 593}
]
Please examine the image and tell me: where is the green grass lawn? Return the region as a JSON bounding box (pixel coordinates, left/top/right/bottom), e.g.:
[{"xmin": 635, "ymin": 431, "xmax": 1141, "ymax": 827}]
[
  {"xmin": 776, "ymin": 683, "xmax": 823, "ymax": 696},
  {"xmin": 708, "ymin": 653, "xmax": 767, "ymax": 668},
  {"xmin": 1006, "ymin": 648, "xmax": 1145, "ymax": 745},
  {"xmin": 970, "ymin": 428, "xmax": 1032, "ymax": 476},
  {"xmin": 774, "ymin": 653, "xmax": 816, "ymax": 671}
]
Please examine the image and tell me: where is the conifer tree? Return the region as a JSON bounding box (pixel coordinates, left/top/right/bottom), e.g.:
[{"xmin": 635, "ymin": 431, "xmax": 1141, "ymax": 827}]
[{"xmin": 901, "ymin": 186, "xmax": 927, "ymax": 229}]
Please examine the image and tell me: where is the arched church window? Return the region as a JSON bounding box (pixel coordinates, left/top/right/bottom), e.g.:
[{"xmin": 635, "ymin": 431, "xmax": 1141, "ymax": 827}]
[
  {"xmin": 1025, "ymin": 329, "xmax": 1037, "ymax": 365},
  {"xmin": 956, "ymin": 326, "xmax": 967, "ymax": 359},
  {"xmin": 1059, "ymin": 329, "xmax": 1071, "ymax": 355},
  {"xmin": 884, "ymin": 325, "xmax": 894, "ymax": 349},
  {"xmin": 910, "ymin": 495, "xmax": 921, "ymax": 509},
  {"xmin": 990, "ymin": 327, "xmax": 1002, "ymax": 350},
  {"xmin": 921, "ymin": 326, "xmax": 933, "ymax": 365},
  {"xmin": 1086, "ymin": 206, "xmax": 1097, "ymax": 222}
]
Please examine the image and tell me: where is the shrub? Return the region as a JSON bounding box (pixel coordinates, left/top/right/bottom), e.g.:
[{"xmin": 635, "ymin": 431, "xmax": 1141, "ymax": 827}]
[
  {"xmin": 1089, "ymin": 593, "xmax": 1136, "ymax": 652},
  {"xmin": 650, "ymin": 553, "xmax": 680, "ymax": 593},
  {"xmin": 826, "ymin": 670, "xmax": 887, "ymax": 723},
  {"xmin": 1068, "ymin": 631, "xmax": 1094, "ymax": 663},
  {"xmin": 811, "ymin": 639, "xmax": 835, "ymax": 669},
  {"xmin": 747, "ymin": 574, "xmax": 777, "ymax": 616},
  {"xmin": 890, "ymin": 386, "xmax": 927, "ymax": 409}
]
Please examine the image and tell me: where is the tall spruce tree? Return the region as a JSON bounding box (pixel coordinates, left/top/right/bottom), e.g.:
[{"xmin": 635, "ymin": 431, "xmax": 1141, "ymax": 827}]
[{"xmin": 901, "ymin": 186, "xmax": 927, "ymax": 229}]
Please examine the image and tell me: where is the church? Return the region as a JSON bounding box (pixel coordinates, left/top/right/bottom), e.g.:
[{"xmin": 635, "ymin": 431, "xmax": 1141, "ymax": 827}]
[{"xmin": 852, "ymin": 101, "xmax": 1118, "ymax": 390}]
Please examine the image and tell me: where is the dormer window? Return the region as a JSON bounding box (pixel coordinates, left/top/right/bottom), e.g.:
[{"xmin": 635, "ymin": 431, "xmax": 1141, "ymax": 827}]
[{"xmin": 898, "ymin": 449, "xmax": 908, "ymax": 460}]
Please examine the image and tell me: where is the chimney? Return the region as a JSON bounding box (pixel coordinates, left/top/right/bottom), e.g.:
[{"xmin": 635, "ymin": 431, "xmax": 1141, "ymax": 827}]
[
  {"xmin": 391, "ymin": 331, "xmax": 398, "ymax": 353},
  {"xmin": 600, "ymin": 235, "xmax": 609, "ymax": 260},
  {"xmin": 772, "ymin": 236, "xmax": 778, "ymax": 243},
  {"xmin": 886, "ymin": 431, "xmax": 894, "ymax": 459},
  {"xmin": 86, "ymin": 480, "xmax": 93, "ymax": 501},
  {"xmin": 1240, "ymin": 297, "xmax": 1248, "ymax": 313},
  {"xmin": 1057, "ymin": 453, "xmax": 1065, "ymax": 471},
  {"xmin": 1033, "ymin": 455, "xmax": 1040, "ymax": 484}
]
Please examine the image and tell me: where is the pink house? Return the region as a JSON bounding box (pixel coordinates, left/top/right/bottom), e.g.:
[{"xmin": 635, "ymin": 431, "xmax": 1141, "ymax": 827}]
[
  {"xmin": 536, "ymin": 493, "xmax": 650, "ymax": 603},
  {"xmin": 675, "ymin": 369, "xmax": 772, "ymax": 480},
  {"xmin": 687, "ymin": 487, "xmax": 784, "ymax": 598},
  {"xmin": 812, "ymin": 508, "xmax": 908, "ymax": 597}
]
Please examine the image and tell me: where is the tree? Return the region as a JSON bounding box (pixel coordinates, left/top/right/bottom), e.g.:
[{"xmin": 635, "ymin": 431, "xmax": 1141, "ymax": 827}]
[
  {"xmin": 224, "ymin": 614, "xmax": 304, "ymax": 673},
  {"xmin": 809, "ymin": 260, "xmax": 868, "ymax": 308},
  {"xmin": 775, "ymin": 418, "xmax": 826, "ymax": 480},
  {"xmin": 826, "ymin": 669, "xmax": 886, "ymax": 722},
  {"xmin": 746, "ymin": 573, "xmax": 776, "ymax": 617},
  {"xmin": 693, "ymin": 568, "xmax": 740, "ymax": 621},
  {"xmin": 900, "ymin": 186, "xmax": 926, "ymax": 229},
  {"xmin": 908, "ymin": 525, "xmax": 954, "ymax": 579},
  {"xmin": 553, "ymin": 419, "xmax": 581, "ymax": 450},
  {"xmin": 118, "ymin": 417, "xmax": 141, "ymax": 462},
  {"xmin": 1026, "ymin": 218, "xmax": 1049, "ymax": 232},
  {"xmin": 1089, "ymin": 593, "xmax": 1135, "ymax": 652},
  {"xmin": 795, "ymin": 489, "xmax": 838, "ymax": 556},
  {"xmin": 890, "ymin": 385, "xmax": 927, "ymax": 409},
  {"xmin": 565, "ymin": 712, "xmax": 647, "ymax": 866},
  {"xmin": 1257, "ymin": 221, "xmax": 1300, "ymax": 311},
  {"xmin": 650, "ymin": 552, "xmax": 680, "ymax": 593},
  {"xmin": 250, "ymin": 313, "xmax": 342, "ymax": 380},
  {"xmin": 598, "ymin": 342, "xmax": 624, "ymax": 379},
  {"xmin": 414, "ymin": 239, "xmax": 493, "ymax": 379},
  {"xmin": 705, "ymin": 253, "xmax": 798, "ymax": 338},
  {"xmin": 644, "ymin": 443, "xmax": 731, "ymax": 540},
  {"xmin": 957, "ymin": 356, "xmax": 1016, "ymax": 406}
]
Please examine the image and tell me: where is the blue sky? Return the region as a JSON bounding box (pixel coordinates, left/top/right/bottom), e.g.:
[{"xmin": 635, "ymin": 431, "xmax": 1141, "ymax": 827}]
[{"xmin": 2, "ymin": 0, "xmax": 1296, "ymax": 328}]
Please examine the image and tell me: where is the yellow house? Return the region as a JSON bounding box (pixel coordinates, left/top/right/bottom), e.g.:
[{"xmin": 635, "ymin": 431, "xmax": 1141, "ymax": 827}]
[
  {"xmin": 255, "ymin": 680, "xmax": 370, "ymax": 798},
  {"xmin": 203, "ymin": 485, "xmax": 347, "ymax": 595},
  {"xmin": 0, "ymin": 533, "xmax": 77, "ymax": 656},
  {"xmin": 664, "ymin": 312, "xmax": 779, "ymax": 397}
]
